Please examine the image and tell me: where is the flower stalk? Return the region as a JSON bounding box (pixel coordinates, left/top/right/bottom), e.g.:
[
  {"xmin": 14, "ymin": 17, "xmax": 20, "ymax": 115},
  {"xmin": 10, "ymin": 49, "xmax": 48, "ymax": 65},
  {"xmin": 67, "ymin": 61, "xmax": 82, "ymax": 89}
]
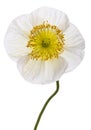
[{"xmin": 34, "ymin": 80, "xmax": 60, "ymax": 130}]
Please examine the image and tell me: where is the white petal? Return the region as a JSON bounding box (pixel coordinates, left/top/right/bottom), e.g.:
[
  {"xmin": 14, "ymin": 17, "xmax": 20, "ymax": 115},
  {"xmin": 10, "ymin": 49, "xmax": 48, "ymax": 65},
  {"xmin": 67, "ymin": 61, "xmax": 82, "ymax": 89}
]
[
  {"xmin": 11, "ymin": 15, "xmax": 33, "ymax": 33},
  {"xmin": 64, "ymin": 24, "xmax": 85, "ymax": 49},
  {"xmin": 17, "ymin": 57, "xmax": 67, "ymax": 84},
  {"xmin": 61, "ymin": 48, "xmax": 84, "ymax": 72},
  {"xmin": 4, "ymin": 15, "xmax": 32, "ymax": 61},
  {"xmin": 34, "ymin": 7, "xmax": 69, "ymax": 31},
  {"xmin": 29, "ymin": 10, "xmax": 44, "ymax": 26},
  {"xmin": 61, "ymin": 24, "xmax": 85, "ymax": 72}
]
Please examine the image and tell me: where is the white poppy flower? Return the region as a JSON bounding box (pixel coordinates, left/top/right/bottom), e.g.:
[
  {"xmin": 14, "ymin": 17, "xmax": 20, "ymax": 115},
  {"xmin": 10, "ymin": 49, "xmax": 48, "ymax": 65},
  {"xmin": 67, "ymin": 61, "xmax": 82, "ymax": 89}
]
[{"xmin": 4, "ymin": 7, "xmax": 85, "ymax": 84}]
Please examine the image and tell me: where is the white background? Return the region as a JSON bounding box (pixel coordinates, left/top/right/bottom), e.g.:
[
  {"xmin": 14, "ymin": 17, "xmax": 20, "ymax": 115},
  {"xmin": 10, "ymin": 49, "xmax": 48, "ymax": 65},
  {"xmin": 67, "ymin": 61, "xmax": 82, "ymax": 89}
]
[{"xmin": 0, "ymin": 0, "xmax": 90, "ymax": 130}]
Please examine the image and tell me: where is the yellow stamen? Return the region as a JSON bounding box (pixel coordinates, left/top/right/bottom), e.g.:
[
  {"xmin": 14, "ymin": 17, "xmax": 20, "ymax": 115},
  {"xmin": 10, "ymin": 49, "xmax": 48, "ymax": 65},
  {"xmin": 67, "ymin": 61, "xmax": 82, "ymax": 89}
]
[{"xmin": 27, "ymin": 21, "xmax": 65, "ymax": 61}]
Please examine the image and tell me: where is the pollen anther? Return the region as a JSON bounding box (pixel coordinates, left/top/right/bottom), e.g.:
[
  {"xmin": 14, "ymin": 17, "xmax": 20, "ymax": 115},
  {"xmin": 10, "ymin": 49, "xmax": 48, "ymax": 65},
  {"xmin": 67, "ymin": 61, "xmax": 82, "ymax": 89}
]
[{"xmin": 27, "ymin": 21, "xmax": 65, "ymax": 61}]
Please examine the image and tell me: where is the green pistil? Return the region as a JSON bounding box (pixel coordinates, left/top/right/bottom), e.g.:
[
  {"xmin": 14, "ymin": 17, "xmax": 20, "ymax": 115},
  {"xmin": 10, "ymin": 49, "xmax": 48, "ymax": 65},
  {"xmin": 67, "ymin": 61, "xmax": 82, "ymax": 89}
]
[{"xmin": 41, "ymin": 38, "xmax": 50, "ymax": 48}]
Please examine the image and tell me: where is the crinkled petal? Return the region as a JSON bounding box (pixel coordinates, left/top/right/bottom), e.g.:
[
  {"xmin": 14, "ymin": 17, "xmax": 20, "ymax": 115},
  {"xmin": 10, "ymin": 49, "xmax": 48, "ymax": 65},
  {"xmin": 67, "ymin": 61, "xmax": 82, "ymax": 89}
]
[
  {"xmin": 64, "ymin": 24, "xmax": 85, "ymax": 49},
  {"xmin": 17, "ymin": 56, "xmax": 68, "ymax": 84},
  {"xmin": 29, "ymin": 10, "xmax": 44, "ymax": 26},
  {"xmin": 61, "ymin": 24, "xmax": 85, "ymax": 72},
  {"xmin": 61, "ymin": 48, "xmax": 84, "ymax": 72},
  {"xmin": 34, "ymin": 7, "xmax": 69, "ymax": 31},
  {"xmin": 4, "ymin": 15, "xmax": 33, "ymax": 61}
]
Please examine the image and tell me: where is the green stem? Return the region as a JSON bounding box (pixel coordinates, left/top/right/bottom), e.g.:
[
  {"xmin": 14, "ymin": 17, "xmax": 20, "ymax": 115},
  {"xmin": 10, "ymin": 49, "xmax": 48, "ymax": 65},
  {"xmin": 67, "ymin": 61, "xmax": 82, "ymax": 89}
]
[{"xmin": 34, "ymin": 80, "xmax": 60, "ymax": 130}]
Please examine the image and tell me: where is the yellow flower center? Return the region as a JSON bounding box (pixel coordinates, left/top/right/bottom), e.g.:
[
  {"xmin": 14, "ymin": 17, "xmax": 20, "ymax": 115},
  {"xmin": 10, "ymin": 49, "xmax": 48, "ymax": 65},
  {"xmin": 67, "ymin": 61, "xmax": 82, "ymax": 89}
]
[{"xmin": 27, "ymin": 21, "xmax": 65, "ymax": 61}]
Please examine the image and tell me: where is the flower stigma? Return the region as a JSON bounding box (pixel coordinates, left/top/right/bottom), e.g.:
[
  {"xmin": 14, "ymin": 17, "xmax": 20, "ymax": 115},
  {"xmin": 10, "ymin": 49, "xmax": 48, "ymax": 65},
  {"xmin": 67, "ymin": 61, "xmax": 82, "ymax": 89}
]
[{"xmin": 27, "ymin": 21, "xmax": 65, "ymax": 61}]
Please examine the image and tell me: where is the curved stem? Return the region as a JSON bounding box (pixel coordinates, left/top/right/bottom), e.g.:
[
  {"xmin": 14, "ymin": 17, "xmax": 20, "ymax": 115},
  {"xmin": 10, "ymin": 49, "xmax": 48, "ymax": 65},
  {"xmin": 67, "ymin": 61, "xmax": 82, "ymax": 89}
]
[{"xmin": 34, "ymin": 80, "xmax": 60, "ymax": 130}]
